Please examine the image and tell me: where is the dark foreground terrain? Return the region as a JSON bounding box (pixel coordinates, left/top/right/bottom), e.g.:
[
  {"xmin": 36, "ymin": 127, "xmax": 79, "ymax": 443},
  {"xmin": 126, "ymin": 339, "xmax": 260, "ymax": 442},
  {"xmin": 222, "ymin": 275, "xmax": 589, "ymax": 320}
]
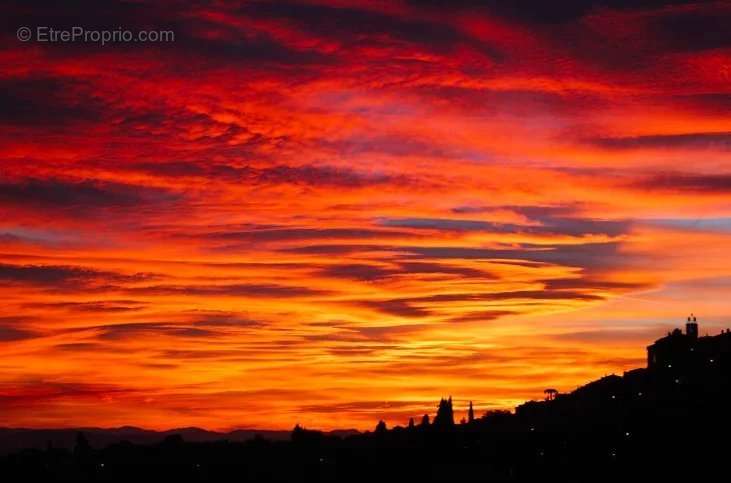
[{"xmin": 4, "ymin": 322, "xmax": 731, "ymax": 482}]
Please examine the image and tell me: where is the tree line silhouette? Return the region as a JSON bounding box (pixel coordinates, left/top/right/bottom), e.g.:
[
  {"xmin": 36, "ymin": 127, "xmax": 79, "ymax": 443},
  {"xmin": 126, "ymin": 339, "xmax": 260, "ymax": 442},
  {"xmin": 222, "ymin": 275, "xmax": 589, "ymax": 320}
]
[{"xmin": 3, "ymin": 317, "xmax": 730, "ymax": 481}]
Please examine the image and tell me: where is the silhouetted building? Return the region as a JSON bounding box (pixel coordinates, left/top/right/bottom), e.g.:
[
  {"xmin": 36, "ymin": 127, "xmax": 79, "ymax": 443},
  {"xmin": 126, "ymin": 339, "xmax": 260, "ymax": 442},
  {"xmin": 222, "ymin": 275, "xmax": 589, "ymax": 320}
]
[
  {"xmin": 467, "ymin": 401, "xmax": 475, "ymax": 423},
  {"xmin": 686, "ymin": 314, "xmax": 698, "ymax": 339},
  {"xmin": 647, "ymin": 315, "xmax": 731, "ymax": 373}
]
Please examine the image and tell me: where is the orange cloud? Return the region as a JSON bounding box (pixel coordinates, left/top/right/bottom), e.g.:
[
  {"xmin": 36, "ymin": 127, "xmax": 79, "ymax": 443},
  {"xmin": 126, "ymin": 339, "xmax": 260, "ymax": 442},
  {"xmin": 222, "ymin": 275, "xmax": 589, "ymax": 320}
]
[{"xmin": 1, "ymin": 0, "xmax": 731, "ymax": 431}]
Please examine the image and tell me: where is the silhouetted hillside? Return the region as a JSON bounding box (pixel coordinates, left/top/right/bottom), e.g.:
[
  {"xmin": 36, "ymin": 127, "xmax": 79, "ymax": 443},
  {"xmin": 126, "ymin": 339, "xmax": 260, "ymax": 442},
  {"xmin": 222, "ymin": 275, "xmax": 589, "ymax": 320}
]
[
  {"xmin": 0, "ymin": 427, "xmax": 361, "ymax": 454},
  {"xmin": 3, "ymin": 319, "xmax": 730, "ymax": 481}
]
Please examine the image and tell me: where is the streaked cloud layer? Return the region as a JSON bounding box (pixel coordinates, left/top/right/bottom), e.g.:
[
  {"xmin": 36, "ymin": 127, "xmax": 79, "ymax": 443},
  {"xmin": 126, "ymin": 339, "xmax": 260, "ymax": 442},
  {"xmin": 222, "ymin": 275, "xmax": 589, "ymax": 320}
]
[{"xmin": 2, "ymin": 0, "xmax": 731, "ymax": 430}]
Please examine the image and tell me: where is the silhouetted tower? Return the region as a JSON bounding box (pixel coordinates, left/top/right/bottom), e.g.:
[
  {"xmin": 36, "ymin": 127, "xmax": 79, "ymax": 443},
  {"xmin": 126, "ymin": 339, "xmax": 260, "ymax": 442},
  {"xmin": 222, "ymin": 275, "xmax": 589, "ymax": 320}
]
[
  {"xmin": 686, "ymin": 314, "xmax": 698, "ymax": 340},
  {"xmin": 468, "ymin": 401, "xmax": 475, "ymax": 423},
  {"xmin": 433, "ymin": 396, "xmax": 455, "ymax": 428}
]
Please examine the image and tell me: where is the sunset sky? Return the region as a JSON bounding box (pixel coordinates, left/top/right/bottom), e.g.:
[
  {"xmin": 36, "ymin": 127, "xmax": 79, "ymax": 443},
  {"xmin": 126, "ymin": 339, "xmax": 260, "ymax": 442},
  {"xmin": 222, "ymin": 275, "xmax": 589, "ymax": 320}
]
[{"xmin": 2, "ymin": 0, "xmax": 731, "ymax": 431}]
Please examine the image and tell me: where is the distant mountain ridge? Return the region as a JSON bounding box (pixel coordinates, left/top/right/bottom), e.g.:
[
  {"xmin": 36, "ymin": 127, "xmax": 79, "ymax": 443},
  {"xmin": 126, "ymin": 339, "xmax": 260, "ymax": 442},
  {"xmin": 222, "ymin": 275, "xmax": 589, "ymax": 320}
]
[{"xmin": 0, "ymin": 426, "xmax": 359, "ymax": 455}]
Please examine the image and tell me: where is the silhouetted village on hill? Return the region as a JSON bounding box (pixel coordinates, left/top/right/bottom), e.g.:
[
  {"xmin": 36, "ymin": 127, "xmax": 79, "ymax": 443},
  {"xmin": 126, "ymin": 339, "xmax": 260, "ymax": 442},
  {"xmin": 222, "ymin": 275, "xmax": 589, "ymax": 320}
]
[{"xmin": 4, "ymin": 316, "xmax": 731, "ymax": 481}]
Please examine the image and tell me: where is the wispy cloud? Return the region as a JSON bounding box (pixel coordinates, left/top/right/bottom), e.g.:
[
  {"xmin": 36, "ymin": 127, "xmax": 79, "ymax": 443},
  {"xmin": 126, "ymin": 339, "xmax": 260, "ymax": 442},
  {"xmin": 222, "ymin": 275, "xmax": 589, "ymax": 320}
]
[{"xmin": 1, "ymin": 0, "xmax": 730, "ymax": 430}]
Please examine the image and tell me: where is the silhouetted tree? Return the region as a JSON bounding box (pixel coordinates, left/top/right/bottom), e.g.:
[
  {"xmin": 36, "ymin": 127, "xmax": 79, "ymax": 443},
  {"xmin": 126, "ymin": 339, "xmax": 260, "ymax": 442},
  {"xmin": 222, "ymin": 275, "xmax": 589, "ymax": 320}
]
[
  {"xmin": 433, "ymin": 396, "xmax": 455, "ymax": 429},
  {"xmin": 420, "ymin": 414, "xmax": 430, "ymax": 426},
  {"xmin": 544, "ymin": 388, "xmax": 558, "ymax": 401},
  {"xmin": 291, "ymin": 424, "xmax": 306, "ymax": 443},
  {"xmin": 375, "ymin": 420, "xmax": 387, "ymax": 435},
  {"xmin": 73, "ymin": 432, "xmax": 91, "ymax": 458},
  {"xmin": 408, "ymin": 417, "xmax": 415, "ymax": 429}
]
